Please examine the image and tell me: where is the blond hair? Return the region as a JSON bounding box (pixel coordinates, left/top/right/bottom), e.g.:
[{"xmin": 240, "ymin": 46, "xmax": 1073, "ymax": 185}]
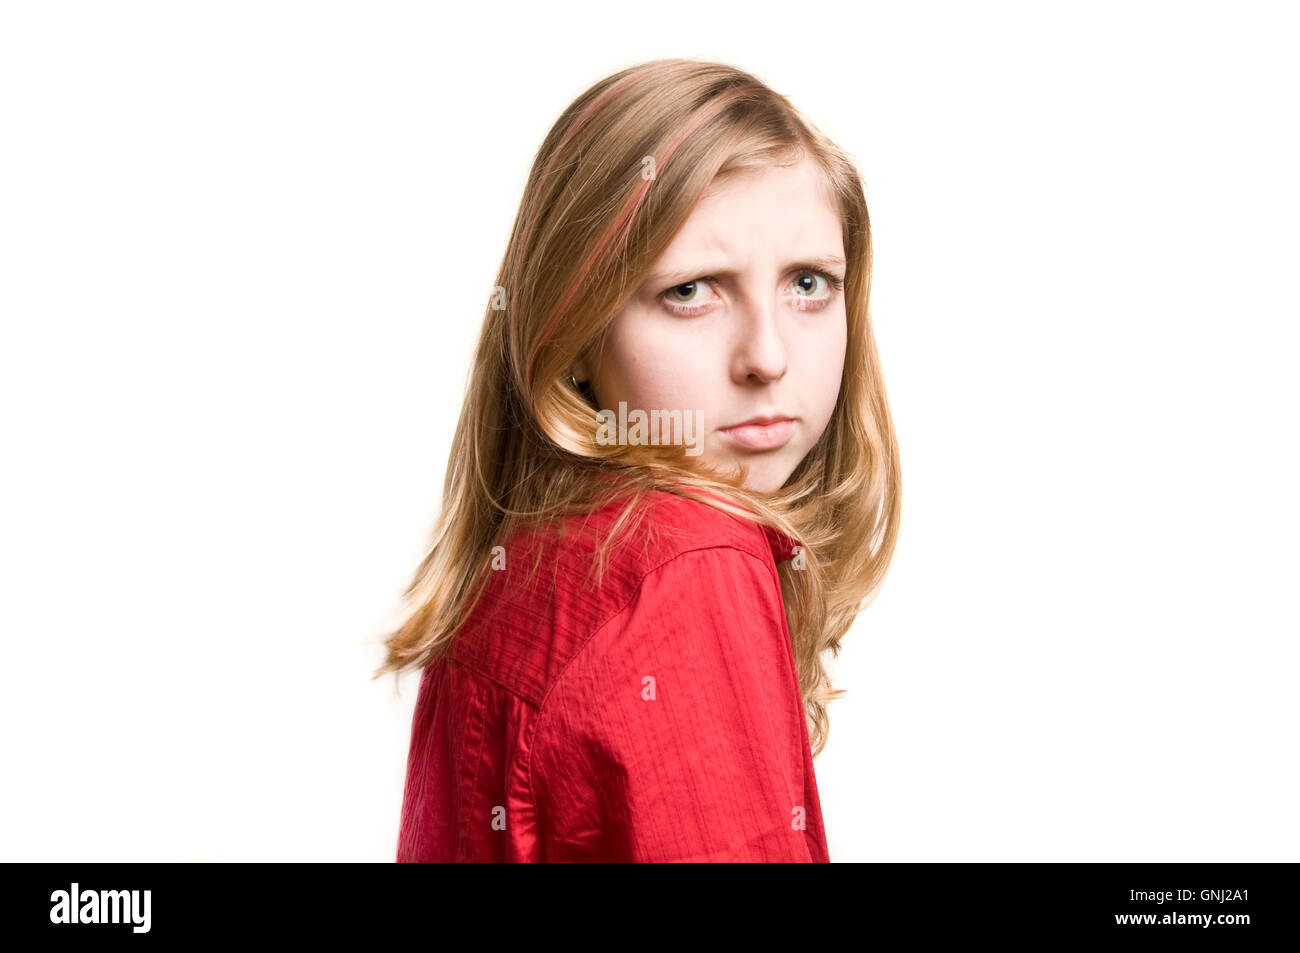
[{"xmin": 372, "ymin": 58, "xmax": 901, "ymax": 757}]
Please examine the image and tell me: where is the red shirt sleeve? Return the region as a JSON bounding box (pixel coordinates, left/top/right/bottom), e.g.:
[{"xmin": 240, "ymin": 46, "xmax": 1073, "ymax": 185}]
[{"xmin": 529, "ymin": 545, "xmax": 828, "ymax": 862}]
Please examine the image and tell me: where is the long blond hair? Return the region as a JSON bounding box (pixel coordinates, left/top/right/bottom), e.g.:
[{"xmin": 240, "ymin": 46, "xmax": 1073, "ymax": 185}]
[{"xmin": 371, "ymin": 58, "xmax": 901, "ymax": 757}]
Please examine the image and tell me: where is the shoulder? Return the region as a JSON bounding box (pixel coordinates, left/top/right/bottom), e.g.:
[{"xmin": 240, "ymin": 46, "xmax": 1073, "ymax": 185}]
[
  {"xmin": 567, "ymin": 488, "xmax": 785, "ymax": 622},
  {"xmin": 526, "ymin": 506, "xmax": 811, "ymax": 861},
  {"xmin": 447, "ymin": 487, "xmax": 780, "ymax": 703},
  {"xmin": 537, "ymin": 490, "xmax": 795, "ymax": 726},
  {"xmin": 491, "ymin": 485, "xmax": 776, "ymax": 605}
]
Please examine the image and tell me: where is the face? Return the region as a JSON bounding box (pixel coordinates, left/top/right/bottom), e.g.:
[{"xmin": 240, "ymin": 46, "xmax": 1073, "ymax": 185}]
[{"xmin": 574, "ymin": 157, "xmax": 848, "ymax": 494}]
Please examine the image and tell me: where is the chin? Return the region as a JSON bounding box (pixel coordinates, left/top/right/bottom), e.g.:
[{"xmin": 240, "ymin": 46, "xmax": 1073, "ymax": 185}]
[
  {"xmin": 742, "ymin": 466, "xmax": 794, "ymax": 495},
  {"xmin": 701, "ymin": 448, "xmax": 793, "ymax": 495}
]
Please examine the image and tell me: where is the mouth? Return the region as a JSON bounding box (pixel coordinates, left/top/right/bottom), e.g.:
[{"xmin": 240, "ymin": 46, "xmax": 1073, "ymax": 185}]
[{"xmin": 717, "ymin": 416, "xmax": 797, "ymax": 451}]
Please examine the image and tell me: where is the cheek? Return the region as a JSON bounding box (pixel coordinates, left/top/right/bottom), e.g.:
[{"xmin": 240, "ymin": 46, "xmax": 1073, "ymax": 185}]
[
  {"xmin": 822, "ymin": 332, "xmax": 848, "ymax": 386},
  {"xmin": 605, "ymin": 312, "xmax": 709, "ymax": 407},
  {"xmin": 802, "ymin": 318, "xmax": 848, "ymax": 418}
]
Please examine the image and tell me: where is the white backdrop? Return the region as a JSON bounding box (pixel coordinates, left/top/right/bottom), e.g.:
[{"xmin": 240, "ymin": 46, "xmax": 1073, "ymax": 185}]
[{"xmin": 2, "ymin": 0, "xmax": 1296, "ymax": 861}]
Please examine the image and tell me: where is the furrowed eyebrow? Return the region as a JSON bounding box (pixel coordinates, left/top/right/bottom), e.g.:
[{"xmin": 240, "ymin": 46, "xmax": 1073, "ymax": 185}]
[{"xmin": 645, "ymin": 254, "xmax": 847, "ymax": 287}]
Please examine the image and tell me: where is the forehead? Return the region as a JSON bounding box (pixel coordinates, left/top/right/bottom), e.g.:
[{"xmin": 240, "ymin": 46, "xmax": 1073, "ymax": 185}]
[{"xmin": 662, "ymin": 159, "xmax": 842, "ymax": 261}]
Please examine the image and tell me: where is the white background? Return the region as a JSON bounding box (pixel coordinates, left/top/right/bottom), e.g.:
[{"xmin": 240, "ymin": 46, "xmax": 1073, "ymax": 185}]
[{"xmin": 2, "ymin": 1, "xmax": 1296, "ymax": 861}]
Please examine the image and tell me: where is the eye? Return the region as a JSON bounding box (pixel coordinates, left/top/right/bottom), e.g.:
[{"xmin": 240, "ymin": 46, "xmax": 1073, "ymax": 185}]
[
  {"xmin": 791, "ymin": 270, "xmax": 845, "ymax": 298},
  {"xmin": 786, "ymin": 269, "xmax": 846, "ymax": 313},
  {"xmin": 658, "ymin": 268, "xmax": 845, "ymax": 317},
  {"xmin": 661, "ymin": 279, "xmax": 718, "ymax": 316},
  {"xmin": 667, "ymin": 280, "xmax": 707, "ymax": 303}
]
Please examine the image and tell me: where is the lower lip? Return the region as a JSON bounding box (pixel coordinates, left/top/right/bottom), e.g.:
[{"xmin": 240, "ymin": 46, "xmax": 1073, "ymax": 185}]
[{"xmin": 718, "ymin": 419, "xmax": 795, "ymax": 450}]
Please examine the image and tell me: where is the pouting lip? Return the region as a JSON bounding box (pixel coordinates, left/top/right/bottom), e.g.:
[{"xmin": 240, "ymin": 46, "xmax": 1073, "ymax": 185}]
[{"xmin": 719, "ymin": 414, "xmax": 797, "ymax": 430}]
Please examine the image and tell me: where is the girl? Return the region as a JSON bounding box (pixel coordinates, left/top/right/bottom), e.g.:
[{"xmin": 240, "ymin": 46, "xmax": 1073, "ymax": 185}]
[{"xmin": 373, "ymin": 58, "xmax": 901, "ymax": 862}]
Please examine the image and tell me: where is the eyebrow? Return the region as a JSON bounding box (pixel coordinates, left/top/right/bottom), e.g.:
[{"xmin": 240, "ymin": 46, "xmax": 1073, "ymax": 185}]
[{"xmin": 644, "ymin": 254, "xmax": 847, "ymax": 288}]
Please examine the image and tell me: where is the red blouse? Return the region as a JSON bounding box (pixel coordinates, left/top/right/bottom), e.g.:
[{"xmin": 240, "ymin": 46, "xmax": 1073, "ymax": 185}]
[{"xmin": 395, "ymin": 488, "xmax": 828, "ymax": 862}]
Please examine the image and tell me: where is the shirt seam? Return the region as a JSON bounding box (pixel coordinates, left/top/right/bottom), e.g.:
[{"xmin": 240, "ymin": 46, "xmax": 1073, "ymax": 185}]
[
  {"xmin": 445, "ymin": 650, "xmax": 546, "ymax": 710},
  {"xmin": 454, "ymin": 677, "xmax": 491, "ymax": 862}
]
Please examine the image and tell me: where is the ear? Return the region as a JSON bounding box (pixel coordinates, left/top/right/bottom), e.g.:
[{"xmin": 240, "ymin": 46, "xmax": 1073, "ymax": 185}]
[{"xmin": 570, "ymin": 359, "xmax": 590, "ymax": 383}]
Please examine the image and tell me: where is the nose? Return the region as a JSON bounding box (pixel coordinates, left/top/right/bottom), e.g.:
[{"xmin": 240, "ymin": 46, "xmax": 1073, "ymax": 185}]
[{"xmin": 729, "ymin": 290, "xmax": 789, "ymax": 385}]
